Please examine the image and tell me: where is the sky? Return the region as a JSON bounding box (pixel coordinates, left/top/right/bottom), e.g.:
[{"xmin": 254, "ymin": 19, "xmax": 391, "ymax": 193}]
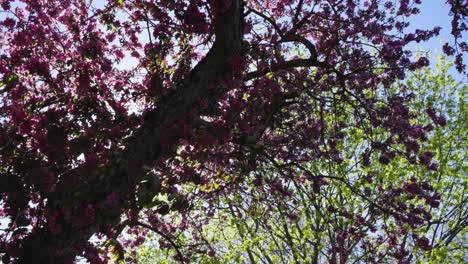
[{"xmin": 405, "ymin": 1, "xmax": 467, "ymax": 81}]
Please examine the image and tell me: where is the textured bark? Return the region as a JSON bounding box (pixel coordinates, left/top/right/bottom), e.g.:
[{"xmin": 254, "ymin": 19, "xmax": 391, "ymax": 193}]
[{"xmin": 15, "ymin": 1, "xmax": 243, "ymax": 263}]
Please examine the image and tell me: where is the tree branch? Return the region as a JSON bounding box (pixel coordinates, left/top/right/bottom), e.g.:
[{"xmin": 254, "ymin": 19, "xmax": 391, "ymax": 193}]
[{"xmin": 15, "ymin": 1, "xmax": 244, "ymax": 263}]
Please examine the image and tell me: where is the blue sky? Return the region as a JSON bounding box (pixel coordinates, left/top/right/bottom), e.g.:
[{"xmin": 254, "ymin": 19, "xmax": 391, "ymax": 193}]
[{"xmin": 406, "ymin": 1, "xmax": 467, "ymax": 81}]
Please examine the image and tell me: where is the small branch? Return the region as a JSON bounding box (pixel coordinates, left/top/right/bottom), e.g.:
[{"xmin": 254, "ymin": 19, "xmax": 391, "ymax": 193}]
[
  {"xmin": 280, "ymin": 34, "xmax": 317, "ymax": 59},
  {"xmin": 248, "ymin": 7, "xmax": 283, "ymax": 37},
  {"xmin": 133, "ymin": 221, "xmax": 186, "ymax": 263},
  {"xmin": 245, "ymin": 58, "xmax": 326, "ymax": 80}
]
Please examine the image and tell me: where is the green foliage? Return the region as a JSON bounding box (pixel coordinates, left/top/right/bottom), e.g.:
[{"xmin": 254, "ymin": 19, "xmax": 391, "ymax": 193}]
[{"xmin": 133, "ymin": 55, "xmax": 467, "ymax": 263}]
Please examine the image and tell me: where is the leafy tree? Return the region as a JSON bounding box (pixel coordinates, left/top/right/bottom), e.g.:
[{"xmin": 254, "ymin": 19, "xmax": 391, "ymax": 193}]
[
  {"xmin": 0, "ymin": 1, "xmax": 466, "ymax": 263},
  {"xmin": 133, "ymin": 55, "xmax": 466, "ymax": 264}
]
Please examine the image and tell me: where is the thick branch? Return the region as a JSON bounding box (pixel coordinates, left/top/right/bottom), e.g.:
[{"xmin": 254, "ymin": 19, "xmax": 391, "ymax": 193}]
[
  {"xmin": 15, "ymin": 1, "xmax": 243, "ymax": 263},
  {"xmin": 129, "ymin": 0, "xmax": 243, "ymax": 165}
]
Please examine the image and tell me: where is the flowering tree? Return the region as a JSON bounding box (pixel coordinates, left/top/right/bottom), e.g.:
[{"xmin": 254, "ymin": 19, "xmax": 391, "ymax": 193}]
[
  {"xmin": 0, "ymin": 0, "xmax": 466, "ymax": 263},
  {"xmin": 134, "ymin": 57, "xmax": 467, "ymax": 263}
]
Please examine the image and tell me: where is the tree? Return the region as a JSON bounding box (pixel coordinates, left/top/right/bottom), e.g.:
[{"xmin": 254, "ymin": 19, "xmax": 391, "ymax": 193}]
[
  {"xmin": 0, "ymin": 1, "xmax": 466, "ymax": 263},
  {"xmin": 133, "ymin": 55, "xmax": 467, "ymax": 263}
]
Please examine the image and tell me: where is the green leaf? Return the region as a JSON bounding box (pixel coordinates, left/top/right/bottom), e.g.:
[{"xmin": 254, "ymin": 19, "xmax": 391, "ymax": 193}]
[{"xmin": 106, "ymin": 239, "xmax": 125, "ymax": 263}]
